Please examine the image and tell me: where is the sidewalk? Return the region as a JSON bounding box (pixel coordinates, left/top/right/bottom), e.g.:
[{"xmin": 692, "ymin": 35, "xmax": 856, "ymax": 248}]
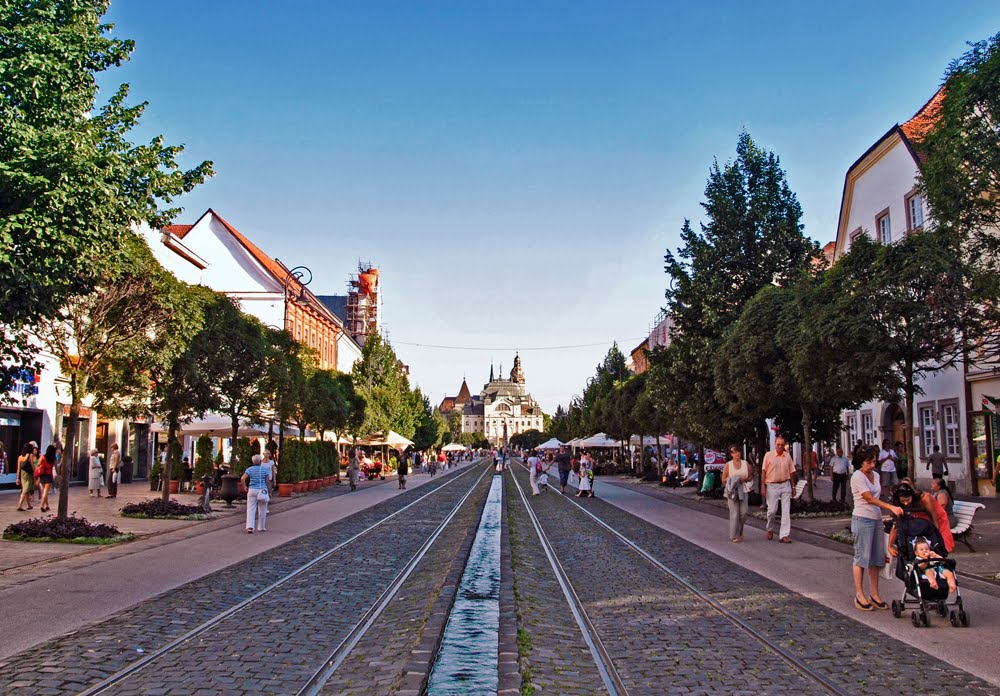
[
  {"xmin": 601, "ymin": 475, "xmax": 1000, "ymax": 584},
  {"xmin": 0, "ymin": 472, "xmax": 394, "ymax": 575}
]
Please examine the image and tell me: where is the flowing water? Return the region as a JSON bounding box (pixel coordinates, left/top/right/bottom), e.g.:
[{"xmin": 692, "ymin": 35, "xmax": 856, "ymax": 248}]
[{"xmin": 426, "ymin": 474, "xmax": 503, "ymax": 694}]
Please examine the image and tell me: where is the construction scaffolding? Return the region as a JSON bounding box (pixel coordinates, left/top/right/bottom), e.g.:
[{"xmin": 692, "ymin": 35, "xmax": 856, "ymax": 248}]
[{"xmin": 345, "ymin": 260, "xmax": 380, "ymax": 342}]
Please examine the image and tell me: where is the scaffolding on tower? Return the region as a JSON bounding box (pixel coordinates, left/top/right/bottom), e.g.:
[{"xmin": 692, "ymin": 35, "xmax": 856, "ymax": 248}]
[{"xmin": 345, "ymin": 260, "xmax": 381, "ymax": 342}]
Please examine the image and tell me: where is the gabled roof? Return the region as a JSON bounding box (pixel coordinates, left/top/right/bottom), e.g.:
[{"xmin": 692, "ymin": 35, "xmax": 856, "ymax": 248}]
[
  {"xmin": 163, "ymin": 224, "xmax": 193, "ymax": 239},
  {"xmin": 456, "ymin": 379, "xmax": 472, "ymax": 403},
  {"xmin": 162, "ymin": 209, "xmax": 345, "ymax": 330},
  {"xmin": 833, "ymin": 87, "xmax": 945, "ymax": 260}
]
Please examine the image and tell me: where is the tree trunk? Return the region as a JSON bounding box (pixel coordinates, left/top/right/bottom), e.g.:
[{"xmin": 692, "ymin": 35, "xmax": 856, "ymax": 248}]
[
  {"xmin": 903, "ymin": 369, "xmax": 916, "ymax": 486},
  {"xmin": 655, "ymin": 434, "xmax": 663, "ymax": 479},
  {"xmin": 801, "ymin": 408, "xmax": 814, "ymax": 504},
  {"xmin": 161, "ymin": 417, "xmax": 178, "ymax": 503},
  {"xmin": 230, "ymin": 412, "xmax": 240, "ymax": 473},
  {"xmin": 57, "ymin": 393, "xmax": 82, "ymax": 519}
]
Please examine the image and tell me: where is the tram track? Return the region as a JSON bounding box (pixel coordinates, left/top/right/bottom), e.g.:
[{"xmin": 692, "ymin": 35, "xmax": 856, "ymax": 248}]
[
  {"xmin": 78, "ymin": 461, "xmax": 493, "ymax": 696},
  {"xmin": 509, "ymin": 459, "xmax": 848, "ymax": 696}
]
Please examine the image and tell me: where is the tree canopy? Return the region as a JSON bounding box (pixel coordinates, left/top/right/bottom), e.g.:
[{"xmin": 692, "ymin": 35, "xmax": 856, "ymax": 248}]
[{"xmin": 0, "ymin": 0, "xmax": 212, "ymax": 394}]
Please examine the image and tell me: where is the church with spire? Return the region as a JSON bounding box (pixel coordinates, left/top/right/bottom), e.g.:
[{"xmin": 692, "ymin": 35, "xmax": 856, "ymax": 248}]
[{"xmin": 439, "ymin": 354, "xmax": 545, "ymax": 445}]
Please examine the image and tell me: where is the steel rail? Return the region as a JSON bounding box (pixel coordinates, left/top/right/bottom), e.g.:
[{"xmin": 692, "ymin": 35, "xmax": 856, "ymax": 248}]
[
  {"xmin": 297, "ymin": 464, "xmax": 495, "ymax": 696},
  {"xmin": 79, "ymin": 460, "xmax": 489, "ymax": 696},
  {"xmin": 515, "ymin": 459, "xmax": 848, "ymax": 696},
  {"xmin": 508, "ymin": 461, "xmax": 628, "ymax": 696}
]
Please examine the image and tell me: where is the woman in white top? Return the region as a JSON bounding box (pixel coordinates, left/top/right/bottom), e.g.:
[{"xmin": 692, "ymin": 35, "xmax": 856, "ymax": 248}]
[
  {"xmin": 721, "ymin": 446, "xmax": 753, "ymax": 542},
  {"xmin": 850, "ymin": 447, "xmax": 903, "ymax": 611},
  {"xmin": 88, "ymin": 449, "xmax": 104, "ymax": 497}
]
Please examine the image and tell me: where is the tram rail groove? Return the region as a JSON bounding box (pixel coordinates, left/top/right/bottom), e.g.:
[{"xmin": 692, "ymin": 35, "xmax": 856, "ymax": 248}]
[
  {"xmin": 78, "ymin": 460, "xmax": 489, "ymax": 696},
  {"xmin": 508, "ymin": 463, "xmax": 628, "ymax": 696},
  {"xmin": 297, "ymin": 466, "xmax": 494, "ymax": 696},
  {"xmin": 513, "ymin": 459, "xmax": 847, "ymax": 696}
]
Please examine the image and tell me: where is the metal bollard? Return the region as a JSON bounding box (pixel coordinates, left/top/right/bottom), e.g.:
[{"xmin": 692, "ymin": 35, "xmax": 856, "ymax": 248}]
[{"xmin": 200, "ymin": 474, "xmax": 214, "ymax": 513}]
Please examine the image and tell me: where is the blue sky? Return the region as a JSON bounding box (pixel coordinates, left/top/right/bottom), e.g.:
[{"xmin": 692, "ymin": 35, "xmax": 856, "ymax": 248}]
[{"xmin": 104, "ymin": 1, "xmax": 1000, "ymax": 414}]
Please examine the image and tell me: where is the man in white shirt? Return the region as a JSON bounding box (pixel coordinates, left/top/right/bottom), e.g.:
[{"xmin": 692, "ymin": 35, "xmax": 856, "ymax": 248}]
[
  {"xmin": 829, "ymin": 446, "xmax": 851, "ymax": 504},
  {"xmin": 877, "ymin": 439, "xmax": 898, "ymax": 497}
]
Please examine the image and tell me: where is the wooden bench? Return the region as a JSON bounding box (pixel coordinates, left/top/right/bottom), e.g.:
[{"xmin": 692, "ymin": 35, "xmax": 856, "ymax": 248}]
[{"xmin": 951, "ymin": 500, "xmax": 986, "ymax": 552}]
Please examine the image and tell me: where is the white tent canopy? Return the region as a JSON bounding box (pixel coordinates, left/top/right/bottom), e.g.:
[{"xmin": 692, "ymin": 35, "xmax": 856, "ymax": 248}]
[
  {"xmin": 441, "ymin": 442, "xmax": 468, "ymax": 452},
  {"xmin": 578, "ymin": 433, "xmax": 620, "ymax": 448},
  {"xmin": 150, "ymin": 415, "xmax": 288, "ymax": 438},
  {"xmin": 534, "ymin": 437, "xmax": 564, "ymax": 450},
  {"xmin": 360, "ymin": 430, "xmax": 415, "ymax": 449}
]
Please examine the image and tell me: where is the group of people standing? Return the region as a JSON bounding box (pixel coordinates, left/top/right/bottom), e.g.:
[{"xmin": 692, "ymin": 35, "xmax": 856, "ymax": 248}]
[{"xmin": 525, "ymin": 446, "xmax": 595, "ymax": 498}]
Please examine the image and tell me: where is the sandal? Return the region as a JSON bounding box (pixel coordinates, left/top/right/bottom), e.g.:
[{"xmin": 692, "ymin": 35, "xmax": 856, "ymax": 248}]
[
  {"xmin": 869, "ymin": 597, "xmax": 889, "ymax": 610},
  {"xmin": 16, "ymin": 507, "xmax": 25, "ymax": 512},
  {"xmin": 246, "ymin": 529, "xmax": 254, "ymax": 534},
  {"xmin": 854, "ymin": 596, "xmax": 873, "ymax": 611}
]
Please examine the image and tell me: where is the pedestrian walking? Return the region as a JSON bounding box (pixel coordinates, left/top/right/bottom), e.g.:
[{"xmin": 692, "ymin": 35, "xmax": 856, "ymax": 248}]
[
  {"xmin": 106, "ymin": 443, "xmax": 120, "ymax": 498},
  {"xmin": 0, "ymin": 442, "xmax": 6, "ymax": 476},
  {"xmin": 722, "ymin": 446, "xmax": 752, "ymax": 542},
  {"xmin": 829, "ymin": 445, "xmax": 851, "ymax": 504},
  {"xmin": 35, "ymin": 444, "xmax": 56, "ymax": 512},
  {"xmin": 348, "ymin": 449, "xmax": 360, "ymax": 491},
  {"xmin": 16, "ymin": 442, "xmax": 37, "ymax": 511},
  {"xmin": 182, "ymin": 454, "xmax": 194, "ymax": 492},
  {"xmin": 527, "ymin": 450, "xmax": 541, "ymax": 495},
  {"xmin": 762, "ymin": 436, "xmax": 795, "ymax": 543},
  {"xmin": 398, "ymin": 451, "xmax": 409, "ymax": 489},
  {"xmin": 877, "ymin": 439, "xmax": 898, "ymax": 498},
  {"xmin": 258, "ymin": 450, "xmax": 275, "ymax": 530},
  {"xmin": 850, "ymin": 448, "xmax": 902, "ymax": 611},
  {"xmin": 241, "ymin": 454, "xmax": 271, "ymax": 533},
  {"xmin": 88, "ymin": 449, "xmax": 104, "ymax": 497},
  {"xmin": 555, "ymin": 446, "xmax": 571, "ymax": 493},
  {"xmin": 925, "ymin": 445, "xmax": 948, "ymax": 480}
]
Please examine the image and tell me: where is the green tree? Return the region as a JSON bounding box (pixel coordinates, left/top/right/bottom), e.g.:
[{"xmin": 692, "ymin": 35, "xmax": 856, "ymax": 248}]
[
  {"xmin": 412, "ymin": 393, "xmax": 448, "ymax": 451},
  {"xmin": 0, "ymin": 0, "xmax": 212, "ymax": 394},
  {"xmin": 352, "ymin": 333, "xmax": 414, "ymax": 437},
  {"xmin": 199, "ymin": 299, "xmax": 270, "ymax": 475},
  {"xmin": 918, "ymin": 32, "xmax": 1000, "ymax": 260},
  {"xmin": 839, "ymin": 233, "xmax": 1000, "ymax": 486},
  {"xmin": 36, "ymin": 237, "xmax": 202, "ymax": 517},
  {"xmin": 651, "ymin": 132, "xmax": 817, "ymax": 470}
]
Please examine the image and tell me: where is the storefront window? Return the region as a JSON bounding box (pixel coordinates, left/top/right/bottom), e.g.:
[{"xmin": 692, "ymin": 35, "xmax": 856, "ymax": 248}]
[{"xmin": 972, "ymin": 414, "xmax": 991, "ymax": 481}]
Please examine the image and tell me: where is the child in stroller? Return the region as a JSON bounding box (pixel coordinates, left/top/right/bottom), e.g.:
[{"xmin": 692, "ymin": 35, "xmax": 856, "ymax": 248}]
[
  {"xmin": 888, "ymin": 511, "xmax": 969, "ymax": 628},
  {"xmin": 913, "ymin": 538, "xmax": 956, "ymax": 593}
]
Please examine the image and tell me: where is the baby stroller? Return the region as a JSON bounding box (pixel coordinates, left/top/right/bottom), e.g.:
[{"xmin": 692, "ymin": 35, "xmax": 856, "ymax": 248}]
[{"xmin": 889, "ymin": 513, "xmax": 970, "ymax": 628}]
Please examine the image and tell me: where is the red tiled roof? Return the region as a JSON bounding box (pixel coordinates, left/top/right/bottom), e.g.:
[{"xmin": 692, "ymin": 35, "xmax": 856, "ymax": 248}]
[
  {"xmin": 456, "ymin": 379, "xmax": 472, "ymax": 403},
  {"xmin": 900, "ymin": 86, "xmax": 946, "ymax": 145},
  {"xmin": 163, "ymin": 224, "xmax": 194, "ymax": 239},
  {"xmin": 189, "ymin": 209, "xmax": 343, "ymax": 329}
]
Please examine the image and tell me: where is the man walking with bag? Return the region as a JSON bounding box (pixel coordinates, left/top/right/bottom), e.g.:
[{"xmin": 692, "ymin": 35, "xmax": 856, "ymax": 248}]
[{"xmin": 762, "ymin": 436, "xmax": 795, "ymax": 543}]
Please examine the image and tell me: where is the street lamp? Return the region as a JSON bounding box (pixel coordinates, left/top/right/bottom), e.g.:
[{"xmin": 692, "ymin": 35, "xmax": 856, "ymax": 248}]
[{"xmin": 279, "ymin": 264, "xmax": 313, "ymax": 333}]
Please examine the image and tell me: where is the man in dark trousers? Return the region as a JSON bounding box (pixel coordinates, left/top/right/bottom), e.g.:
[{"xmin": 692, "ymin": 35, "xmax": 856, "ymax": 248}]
[{"xmin": 556, "ymin": 446, "xmax": 572, "ymax": 494}]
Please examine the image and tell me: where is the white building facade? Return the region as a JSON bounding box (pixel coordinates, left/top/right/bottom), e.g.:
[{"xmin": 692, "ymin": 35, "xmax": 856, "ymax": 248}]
[{"xmin": 832, "ymin": 89, "xmax": 993, "ymax": 495}]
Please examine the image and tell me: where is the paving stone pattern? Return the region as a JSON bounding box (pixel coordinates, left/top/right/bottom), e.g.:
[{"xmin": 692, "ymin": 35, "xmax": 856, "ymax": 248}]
[
  {"xmin": 510, "ymin": 465, "xmax": 999, "ymax": 695},
  {"xmin": 0, "ymin": 463, "xmax": 491, "ymax": 696},
  {"xmin": 317, "ymin": 471, "xmax": 493, "ymax": 695},
  {"xmin": 504, "ymin": 472, "xmax": 607, "ymax": 695}
]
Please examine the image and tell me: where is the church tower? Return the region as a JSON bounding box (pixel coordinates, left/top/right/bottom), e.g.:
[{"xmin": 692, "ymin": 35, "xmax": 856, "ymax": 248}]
[{"xmin": 510, "ymin": 353, "xmax": 525, "ymax": 384}]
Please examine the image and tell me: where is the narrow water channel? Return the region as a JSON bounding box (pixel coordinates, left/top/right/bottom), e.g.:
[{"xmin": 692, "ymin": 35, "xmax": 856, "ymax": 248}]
[{"xmin": 426, "ymin": 474, "xmax": 503, "ymax": 694}]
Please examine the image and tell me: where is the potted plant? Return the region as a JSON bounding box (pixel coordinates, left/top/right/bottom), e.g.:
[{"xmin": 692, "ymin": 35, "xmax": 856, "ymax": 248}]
[{"xmin": 149, "ymin": 460, "xmax": 161, "ymax": 492}]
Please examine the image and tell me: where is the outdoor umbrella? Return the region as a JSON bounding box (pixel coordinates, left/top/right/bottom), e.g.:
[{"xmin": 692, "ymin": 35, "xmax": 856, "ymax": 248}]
[{"xmin": 534, "ymin": 437, "xmax": 564, "ymax": 450}]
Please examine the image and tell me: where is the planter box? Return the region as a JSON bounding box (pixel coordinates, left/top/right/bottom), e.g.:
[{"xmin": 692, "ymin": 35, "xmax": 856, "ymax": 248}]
[
  {"xmin": 278, "ymin": 483, "xmax": 294, "ymax": 497},
  {"xmin": 294, "ymin": 481, "xmax": 306, "ymax": 493},
  {"xmin": 169, "ymin": 480, "xmax": 180, "ymax": 494}
]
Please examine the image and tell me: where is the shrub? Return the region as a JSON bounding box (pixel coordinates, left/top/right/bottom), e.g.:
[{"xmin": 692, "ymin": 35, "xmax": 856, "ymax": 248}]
[
  {"xmin": 194, "ymin": 435, "xmax": 214, "ymax": 480},
  {"xmin": 4, "ymin": 515, "xmax": 130, "ymax": 544},
  {"xmin": 121, "ymin": 499, "xmax": 209, "ymax": 519}
]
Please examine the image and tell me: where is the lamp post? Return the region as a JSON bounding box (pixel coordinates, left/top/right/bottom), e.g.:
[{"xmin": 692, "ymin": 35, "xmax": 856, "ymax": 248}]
[{"xmin": 277, "ymin": 264, "xmax": 312, "ymax": 465}]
